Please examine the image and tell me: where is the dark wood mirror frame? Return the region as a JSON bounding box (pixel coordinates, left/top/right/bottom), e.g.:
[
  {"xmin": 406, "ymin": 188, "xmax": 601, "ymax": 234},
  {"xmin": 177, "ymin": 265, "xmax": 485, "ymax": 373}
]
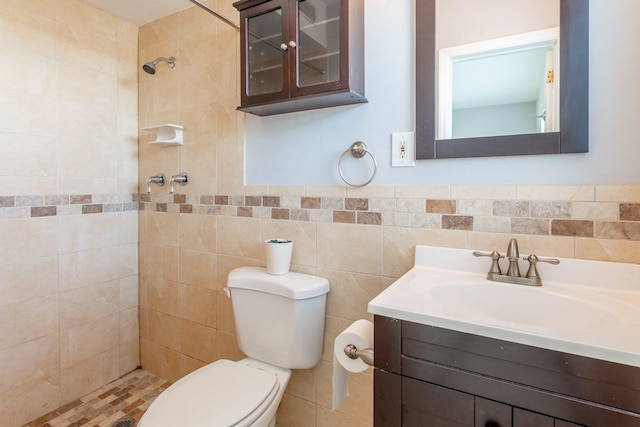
[{"xmin": 416, "ymin": 0, "xmax": 589, "ymax": 160}]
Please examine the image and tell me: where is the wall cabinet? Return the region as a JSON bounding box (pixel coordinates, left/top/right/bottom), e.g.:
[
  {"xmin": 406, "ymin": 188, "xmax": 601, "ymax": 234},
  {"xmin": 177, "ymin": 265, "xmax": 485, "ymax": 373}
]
[
  {"xmin": 233, "ymin": 0, "xmax": 366, "ymax": 116},
  {"xmin": 374, "ymin": 316, "xmax": 640, "ymax": 427}
]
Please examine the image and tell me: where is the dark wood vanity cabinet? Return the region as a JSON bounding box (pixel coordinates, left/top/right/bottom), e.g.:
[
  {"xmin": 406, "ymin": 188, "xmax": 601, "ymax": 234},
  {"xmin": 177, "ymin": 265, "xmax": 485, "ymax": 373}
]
[
  {"xmin": 233, "ymin": 0, "xmax": 366, "ymax": 116},
  {"xmin": 374, "ymin": 315, "xmax": 640, "ymax": 427}
]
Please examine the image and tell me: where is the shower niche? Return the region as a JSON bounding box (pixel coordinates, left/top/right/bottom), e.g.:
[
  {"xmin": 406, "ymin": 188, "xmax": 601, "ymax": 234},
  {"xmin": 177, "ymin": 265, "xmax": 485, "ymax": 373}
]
[
  {"xmin": 233, "ymin": 0, "xmax": 366, "ymax": 116},
  {"xmin": 142, "ymin": 124, "xmax": 184, "ymax": 145}
]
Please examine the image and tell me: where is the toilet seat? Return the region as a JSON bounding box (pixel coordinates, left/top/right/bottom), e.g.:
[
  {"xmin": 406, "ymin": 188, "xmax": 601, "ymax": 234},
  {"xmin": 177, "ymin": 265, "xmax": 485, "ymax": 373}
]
[{"xmin": 139, "ymin": 359, "xmax": 280, "ymax": 427}]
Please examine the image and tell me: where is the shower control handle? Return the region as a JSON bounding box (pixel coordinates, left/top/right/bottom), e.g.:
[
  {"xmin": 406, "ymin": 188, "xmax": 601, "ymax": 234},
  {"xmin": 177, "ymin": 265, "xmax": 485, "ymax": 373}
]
[
  {"xmin": 146, "ymin": 173, "xmax": 165, "ymax": 194},
  {"xmin": 169, "ymin": 173, "xmax": 188, "ymax": 194}
]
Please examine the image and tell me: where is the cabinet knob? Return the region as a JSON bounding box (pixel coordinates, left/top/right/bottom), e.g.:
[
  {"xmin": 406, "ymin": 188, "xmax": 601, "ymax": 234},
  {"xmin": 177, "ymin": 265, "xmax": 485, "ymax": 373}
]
[
  {"xmin": 280, "ymin": 42, "xmax": 288, "ymax": 51},
  {"xmin": 288, "ymin": 40, "xmax": 297, "ymax": 48}
]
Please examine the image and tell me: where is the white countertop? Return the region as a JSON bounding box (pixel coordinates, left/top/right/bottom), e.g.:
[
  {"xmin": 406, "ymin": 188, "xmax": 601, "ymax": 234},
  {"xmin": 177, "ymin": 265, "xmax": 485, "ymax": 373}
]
[{"xmin": 368, "ymin": 245, "xmax": 640, "ymax": 367}]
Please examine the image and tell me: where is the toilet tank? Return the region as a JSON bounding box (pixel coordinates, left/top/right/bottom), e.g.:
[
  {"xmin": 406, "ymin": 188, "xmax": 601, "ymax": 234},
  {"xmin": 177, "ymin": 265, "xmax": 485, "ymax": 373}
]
[{"xmin": 227, "ymin": 267, "xmax": 330, "ymax": 369}]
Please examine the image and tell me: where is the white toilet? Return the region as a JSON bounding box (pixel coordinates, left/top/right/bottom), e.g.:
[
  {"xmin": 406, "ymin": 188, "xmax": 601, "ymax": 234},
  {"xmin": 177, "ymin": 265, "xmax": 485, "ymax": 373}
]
[{"xmin": 138, "ymin": 266, "xmax": 330, "ymax": 427}]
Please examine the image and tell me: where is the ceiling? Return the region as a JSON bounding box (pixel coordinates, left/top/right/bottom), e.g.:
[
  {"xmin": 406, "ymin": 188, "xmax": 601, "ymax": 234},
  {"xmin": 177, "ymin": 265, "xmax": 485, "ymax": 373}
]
[{"xmin": 81, "ymin": 0, "xmax": 193, "ymax": 26}]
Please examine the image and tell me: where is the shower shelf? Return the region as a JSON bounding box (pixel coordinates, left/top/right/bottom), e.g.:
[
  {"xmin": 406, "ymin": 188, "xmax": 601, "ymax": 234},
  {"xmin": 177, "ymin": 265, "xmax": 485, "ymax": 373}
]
[{"xmin": 142, "ymin": 124, "xmax": 183, "ymax": 145}]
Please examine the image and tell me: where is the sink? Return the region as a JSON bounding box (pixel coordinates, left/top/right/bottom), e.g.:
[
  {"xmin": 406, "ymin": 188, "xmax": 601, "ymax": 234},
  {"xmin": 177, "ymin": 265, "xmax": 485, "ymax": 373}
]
[
  {"xmin": 422, "ymin": 279, "xmax": 617, "ymax": 331},
  {"xmin": 368, "ymin": 245, "xmax": 640, "ymax": 367}
]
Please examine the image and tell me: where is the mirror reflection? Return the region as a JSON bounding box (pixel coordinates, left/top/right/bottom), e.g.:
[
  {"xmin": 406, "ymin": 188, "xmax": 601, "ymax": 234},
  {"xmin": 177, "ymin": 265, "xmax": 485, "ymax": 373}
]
[{"xmin": 436, "ymin": 0, "xmax": 560, "ymax": 140}]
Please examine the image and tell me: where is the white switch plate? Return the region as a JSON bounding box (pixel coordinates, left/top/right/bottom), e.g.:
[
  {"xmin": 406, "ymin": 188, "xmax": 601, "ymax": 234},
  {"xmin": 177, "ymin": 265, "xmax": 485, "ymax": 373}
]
[{"xmin": 391, "ymin": 132, "xmax": 415, "ymax": 167}]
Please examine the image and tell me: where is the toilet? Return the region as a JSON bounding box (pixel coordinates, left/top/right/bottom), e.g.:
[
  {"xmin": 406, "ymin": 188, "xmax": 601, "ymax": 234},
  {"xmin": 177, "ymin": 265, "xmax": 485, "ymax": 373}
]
[{"xmin": 138, "ymin": 266, "xmax": 330, "ymax": 427}]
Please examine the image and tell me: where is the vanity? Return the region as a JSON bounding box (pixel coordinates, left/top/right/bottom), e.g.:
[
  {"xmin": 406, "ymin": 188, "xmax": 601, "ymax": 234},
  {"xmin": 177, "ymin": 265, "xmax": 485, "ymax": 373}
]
[{"xmin": 369, "ymin": 245, "xmax": 640, "ymax": 426}]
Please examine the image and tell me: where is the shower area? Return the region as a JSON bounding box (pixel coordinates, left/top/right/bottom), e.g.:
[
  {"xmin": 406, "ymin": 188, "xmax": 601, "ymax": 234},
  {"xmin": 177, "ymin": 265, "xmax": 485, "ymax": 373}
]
[{"xmin": 0, "ymin": 0, "xmax": 241, "ymax": 425}]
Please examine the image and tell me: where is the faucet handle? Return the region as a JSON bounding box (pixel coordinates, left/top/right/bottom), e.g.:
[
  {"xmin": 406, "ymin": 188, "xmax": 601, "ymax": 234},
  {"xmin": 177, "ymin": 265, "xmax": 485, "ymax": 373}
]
[
  {"xmin": 473, "ymin": 250, "xmax": 504, "ymax": 275},
  {"xmin": 523, "ymin": 254, "xmax": 560, "ymax": 280}
]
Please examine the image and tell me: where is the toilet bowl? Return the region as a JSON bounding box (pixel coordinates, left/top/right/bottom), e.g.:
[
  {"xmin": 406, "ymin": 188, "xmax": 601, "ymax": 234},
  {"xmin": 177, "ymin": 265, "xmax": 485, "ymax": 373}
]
[
  {"xmin": 138, "ymin": 358, "xmax": 290, "ymax": 427},
  {"xmin": 138, "ymin": 267, "xmax": 330, "ymax": 427}
]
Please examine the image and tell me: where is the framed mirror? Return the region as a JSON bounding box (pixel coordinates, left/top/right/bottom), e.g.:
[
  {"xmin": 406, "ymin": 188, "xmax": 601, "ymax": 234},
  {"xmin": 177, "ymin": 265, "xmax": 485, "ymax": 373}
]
[{"xmin": 415, "ymin": 0, "xmax": 589, "ymax": 160}]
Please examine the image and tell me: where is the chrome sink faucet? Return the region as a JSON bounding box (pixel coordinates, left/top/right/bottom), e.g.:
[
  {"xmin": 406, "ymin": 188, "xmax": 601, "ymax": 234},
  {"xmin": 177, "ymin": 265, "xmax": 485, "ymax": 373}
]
[{"xmin": 473, "ymin": 238, "xmax": 559, "ymax": 286}]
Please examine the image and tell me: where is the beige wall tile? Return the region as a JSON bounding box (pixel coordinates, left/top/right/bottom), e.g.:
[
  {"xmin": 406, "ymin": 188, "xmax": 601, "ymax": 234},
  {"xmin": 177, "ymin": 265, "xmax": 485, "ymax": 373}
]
[
  {"xmin": 395, "ymin": 185, "xmax": 450, "ymax": 199},
  {"xmin": 179, "ymin": 214, "xmax": 217, "ymax": 251},
  {"xmin": 576, "ymin": 239, "xmax": 640, "ymax": 263},
  {"xmin": 179, "ymin": 319, "xmax": 217, "ymax": 363},
  {"xmin": 0, "ymin": 375, "xmax": 59, "ymax": 427},
  {"xmin": 0, "ymin": 296, "xmax": 58, "ymax": 350},
  {"xmin": 0, "ymin": 256, "xmax": 58, "ymax": 306},
  {"xmin": 262, "ymin": 219, "xmax": 317, "ymax": 267},
  {"xmin": 276, "ymin": 393, "xmax": 317, "ymax": 427},
  {"xmin": 319, "ymin": 269, "xmax": 380, "ymax": 322},
  {"xmin": 147, "ymin": 278, "xmax": 179, "ymax": 316},
  {"xmin": 59, "ymin": 247, "xmax": 119, "ymax": 292},
  {"xmin": 382, "ymin": 227, "xmax": 466, "ymax": 278},
  {"xmin": 59, "ymin": 313, "xmax": 119, "ymax": 369},
  {"xmin": 317, "ymin": 223, "xmax": 382, "ymax": 275},
  {"xmin": 59, "ymin": 347, "xmax": 119, "ymax": 404},
  {"xmin": 180, "ymin": 249, "xmax": 217, "ymax": 289},
  {"xmin": 517, "ymin": 185, "xmax": 595, "ymax": 201},
  {"xmin": 0, "ymin": 334, "xmax": 59, "ymax": 396},
  {"xmin": 217, "ymin": 216, "xmax": 262, "ymax": 258},
  {"xmin": 452, "ymin": 185, "xmax": 516, "ymax": 200},
  {"xmin": 0, "ymin": 217, "xmax": 57, "ymax": 263},
  {"xmin": 596, "ymin": 185, "xmax": 640, "ymax": 202},
  {"xmin": 58, "ymin": 212, "xmax": 119, "ymax": 253},
  {"xmin": 180, "ymin": 285, "xmax": 217, "ymax": 327},
  {"xmin": 59, "ymin": 281, "xmax": 119, "ymax": 330}
]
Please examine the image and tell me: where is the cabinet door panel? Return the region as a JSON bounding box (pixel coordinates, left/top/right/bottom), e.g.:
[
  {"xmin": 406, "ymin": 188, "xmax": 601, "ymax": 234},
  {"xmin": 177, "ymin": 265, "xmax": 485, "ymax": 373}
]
[
  {"xmin": 403, "ymin": 377, "xmax": 474, "ymax": 427},
  {"xmin": 241, "ymin": 0, "xmax": 290, "ymax": 103},
  {"xmin": 476, "ymin": 397, "xmax": 512, "ymax": 427},
  {"xmin": 513, "ymin": 407, "xmax": 554, "ymax": 427}
]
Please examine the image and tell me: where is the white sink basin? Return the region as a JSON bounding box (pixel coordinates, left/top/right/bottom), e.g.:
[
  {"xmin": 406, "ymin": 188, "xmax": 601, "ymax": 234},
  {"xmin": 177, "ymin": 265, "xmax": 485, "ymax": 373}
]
[{"xmin": 368, "ymin": 245, "xmax": 640, "ymax": 367}]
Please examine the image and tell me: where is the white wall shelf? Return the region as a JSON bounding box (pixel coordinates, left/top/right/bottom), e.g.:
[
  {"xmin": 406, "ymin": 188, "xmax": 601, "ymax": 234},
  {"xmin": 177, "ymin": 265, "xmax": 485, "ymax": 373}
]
[{"xmin": 142, "ymin": 124, "xmax": 183, "ymax": 145}]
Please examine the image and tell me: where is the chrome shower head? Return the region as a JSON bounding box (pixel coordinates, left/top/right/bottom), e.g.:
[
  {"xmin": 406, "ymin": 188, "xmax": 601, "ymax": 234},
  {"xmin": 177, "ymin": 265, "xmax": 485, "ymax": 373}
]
[{"xmin": 142, "ymin": 56, "xmax": 176, "ymax": 75}]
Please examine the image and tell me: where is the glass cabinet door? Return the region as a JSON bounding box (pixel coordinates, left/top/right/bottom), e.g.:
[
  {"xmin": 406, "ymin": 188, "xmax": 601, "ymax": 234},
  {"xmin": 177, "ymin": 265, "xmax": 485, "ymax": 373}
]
[
  {"xmin": 294, "ymin": 0, "xmax": 342, "ymax": 92},
  {"xmin": 245, "ymin": 1, "xmax": 289, "ymax": 99}
]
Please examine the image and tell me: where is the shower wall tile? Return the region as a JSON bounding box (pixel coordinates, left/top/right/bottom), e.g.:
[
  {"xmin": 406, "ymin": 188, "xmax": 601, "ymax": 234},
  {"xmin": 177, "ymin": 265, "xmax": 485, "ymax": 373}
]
[
  {"xmin": 0, "ymin": 1, "xmax": 140, "ymax": 423},
  {"xmin": 0, "ymin": 296, "xmax": 58, "ymax": 351},
  {"xmin": 59, "ymin": 313, "xmax": 119, "ymax": 370},
  {"xmin": 58, "ymin": 247, "xmax": 119, "ymax": 292},
  {"xmin": 0, "ymin": 256, "xmax": 58, "ymax": 306},
  {"xmin": 0, "ymin": 334, "xmax": 59, "ymax": 396},
  {"xmin": 59, "ymin": 281, "xmax": 120, "ymax": 330}
]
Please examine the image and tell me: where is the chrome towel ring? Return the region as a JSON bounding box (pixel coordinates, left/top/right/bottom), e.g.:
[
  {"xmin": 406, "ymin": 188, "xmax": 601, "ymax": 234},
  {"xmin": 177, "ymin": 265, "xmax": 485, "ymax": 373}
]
[{"xmin": 338, "ymin": 141, "xmax": 378, "ymax": 187}]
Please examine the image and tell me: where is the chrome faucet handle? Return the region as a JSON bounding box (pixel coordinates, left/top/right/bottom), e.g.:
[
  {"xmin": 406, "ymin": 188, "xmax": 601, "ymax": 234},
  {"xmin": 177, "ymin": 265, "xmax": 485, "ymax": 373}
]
[
  {"xmin": 506, "ymin": 238, "xmax": 521, "ymax": 277},
  {"xmin": 169, "ymin": 173, "xmax": 188, "ymax": 194},
  {"xmin": 523, "ymin": 254, "xmax": 560, "ymax": 280},
  {"xmin": 473, "ymin": 250, "xmax": 504, "ymax": 275},
  {"xmin": 146, "ymin": 173, "xmax": 165, "ymax": 193}
]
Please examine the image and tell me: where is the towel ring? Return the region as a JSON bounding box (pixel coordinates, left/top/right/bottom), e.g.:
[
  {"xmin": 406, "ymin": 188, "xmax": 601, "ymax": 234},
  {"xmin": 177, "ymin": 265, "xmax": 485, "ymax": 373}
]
[{"xmin": 338, "ymin": 141, "xmax": 377, "ymax": 187}]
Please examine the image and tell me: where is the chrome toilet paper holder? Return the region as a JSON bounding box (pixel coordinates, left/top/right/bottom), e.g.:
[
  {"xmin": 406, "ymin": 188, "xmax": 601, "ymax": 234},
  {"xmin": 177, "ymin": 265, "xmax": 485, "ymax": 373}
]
[{"xmin": 344, "ymin": 344, "xmax": 374, "ymax": 366}]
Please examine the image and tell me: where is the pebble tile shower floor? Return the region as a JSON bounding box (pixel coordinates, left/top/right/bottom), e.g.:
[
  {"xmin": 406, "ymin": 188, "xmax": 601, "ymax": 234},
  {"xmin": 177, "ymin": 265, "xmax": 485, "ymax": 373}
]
[{"xmin": 23, "ymin": 370, "xmax": 168, "ymax": 427}]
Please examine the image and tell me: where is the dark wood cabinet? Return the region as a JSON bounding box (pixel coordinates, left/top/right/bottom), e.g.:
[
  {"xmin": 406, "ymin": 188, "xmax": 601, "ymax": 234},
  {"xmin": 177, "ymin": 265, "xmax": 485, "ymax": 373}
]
[
  {"xmin": 233, "ymin": 0, "xmax": 366, "ymax": 116},
  {"xmin": 374, "ymin": 315, "xmax": 640, "ymax": 427}
]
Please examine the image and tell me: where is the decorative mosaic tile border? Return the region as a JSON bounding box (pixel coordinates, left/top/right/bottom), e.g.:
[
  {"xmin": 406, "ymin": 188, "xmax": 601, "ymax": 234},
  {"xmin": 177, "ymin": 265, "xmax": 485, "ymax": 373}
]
[
  {"xmin": 0, "ymin": 194, "xmax": 139, "ymax": 219},
  {"xmin": 137, "ymin": 193, "xmax": 640, "ymax": 241},
  {"xmin": 3, "ymin": 192, "xmax": 640, "ymax": 241}
]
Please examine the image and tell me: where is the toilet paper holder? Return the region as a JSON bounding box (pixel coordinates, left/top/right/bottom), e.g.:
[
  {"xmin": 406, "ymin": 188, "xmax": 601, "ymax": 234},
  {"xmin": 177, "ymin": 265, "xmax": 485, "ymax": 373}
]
[{"xmin": 344, "ymin": 344, "xmax": 374, "ymax": 366}]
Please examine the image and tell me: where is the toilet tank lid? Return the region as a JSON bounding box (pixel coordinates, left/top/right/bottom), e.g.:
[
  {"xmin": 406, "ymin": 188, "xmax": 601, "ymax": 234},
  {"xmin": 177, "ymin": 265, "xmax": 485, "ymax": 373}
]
[{"xmin": 227, "ymin": 266, "xmax": 330, "ymax": 299}]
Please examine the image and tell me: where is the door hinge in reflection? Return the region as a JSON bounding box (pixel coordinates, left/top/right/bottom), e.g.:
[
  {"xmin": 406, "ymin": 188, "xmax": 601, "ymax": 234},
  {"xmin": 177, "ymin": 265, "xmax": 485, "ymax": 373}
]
[{"xmin": 547, "ymin": 70, "xmax": 555, "ymax": 83}]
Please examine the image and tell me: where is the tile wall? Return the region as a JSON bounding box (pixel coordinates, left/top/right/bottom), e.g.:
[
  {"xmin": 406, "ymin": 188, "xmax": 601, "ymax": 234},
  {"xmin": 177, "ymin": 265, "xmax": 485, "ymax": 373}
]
[
  {"xmin": 138, "ymin": 5, "xmax": 640, "ymax": 427},
  {"xmin": 0, "ymin": 1, "xmax": 139, "ymax": 426}
]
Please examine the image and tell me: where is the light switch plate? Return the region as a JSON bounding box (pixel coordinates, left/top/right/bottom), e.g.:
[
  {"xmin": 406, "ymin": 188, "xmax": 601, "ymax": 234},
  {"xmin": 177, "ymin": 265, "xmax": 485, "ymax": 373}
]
[{"xmin": 391, "ymin": 132, "xmax": 415, "ymax": 167}]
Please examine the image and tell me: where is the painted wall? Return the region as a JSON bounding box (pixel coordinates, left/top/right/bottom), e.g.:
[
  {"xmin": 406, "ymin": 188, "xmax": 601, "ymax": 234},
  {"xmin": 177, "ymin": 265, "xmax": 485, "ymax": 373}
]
[
  {"xmin": 245, "ymin": 0, "xmax": 640, "ymax": 186},
  {"xmin": 0, "ymin": 0, "xmax": 139, "ymax": 425}
]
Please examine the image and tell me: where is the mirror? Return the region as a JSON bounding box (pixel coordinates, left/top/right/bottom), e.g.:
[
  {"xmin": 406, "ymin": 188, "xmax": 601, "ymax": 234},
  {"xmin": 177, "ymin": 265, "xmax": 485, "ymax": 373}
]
[{"xmin": 415, "ymin": 0, "xmax": 588, "ymax": 160}]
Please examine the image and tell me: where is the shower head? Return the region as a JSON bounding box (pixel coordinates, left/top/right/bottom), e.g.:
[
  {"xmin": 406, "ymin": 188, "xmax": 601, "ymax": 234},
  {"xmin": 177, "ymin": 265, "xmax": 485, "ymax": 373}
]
[{"xmin": 142, "ymin": 56, "xmax": 176, "ymax": 75}]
